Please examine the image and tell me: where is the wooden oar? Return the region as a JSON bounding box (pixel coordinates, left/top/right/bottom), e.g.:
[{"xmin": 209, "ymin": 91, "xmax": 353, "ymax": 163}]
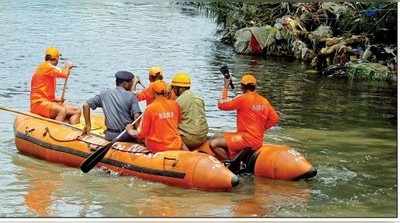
[
  {"xmin": 0, "ymin": 106, "xmax": 104, "ymax": 138},
  {"xmin": 60, "ymin": 76, "xmax": 69, "ymax": 103},
  {"xmin": 80, "ymin": 113, "xmax": 143, "ymax": 173},
  {"xmin": 0, "ymin": 106, "xmax": 79, "ymax": 127},
  {"xmin": 60, "ymin": 65, "xmax": 76, "ymax": 103}
]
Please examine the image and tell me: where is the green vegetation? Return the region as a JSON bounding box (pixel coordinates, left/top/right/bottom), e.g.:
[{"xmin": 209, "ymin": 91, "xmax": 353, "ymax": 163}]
[
  {"xmin": 194, "ymin": 1, "xmax": 397, "ymax": 45},
  {"xmin": 178, "ymin": 1, "xmax": 397, "ymax": 81}
]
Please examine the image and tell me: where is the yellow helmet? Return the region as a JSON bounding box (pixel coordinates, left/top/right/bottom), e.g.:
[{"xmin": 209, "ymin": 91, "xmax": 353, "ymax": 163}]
[
  {"xmin": 45, "ymin": 47, "xmax": 61, "ymax": 59},
  {"xmin": 240, "ymin": 72, "xmax": 257, "ymax": 85},
  {"xmin": 171, "ymin": 71, "xmax": 191, "ymax": 87},
  {"xmin": 151, "ymin": 80, "xmax": 167, "ymax": 94},
  {"xmin": 148, "ymin": 66, "xmax": 163, "ymax": 77}
]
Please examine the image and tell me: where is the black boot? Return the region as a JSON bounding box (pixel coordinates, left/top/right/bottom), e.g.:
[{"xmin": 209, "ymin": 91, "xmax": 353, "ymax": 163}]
[{"xmin": 224, "ymin": 149, "xmax": 255, "ymax": 174}]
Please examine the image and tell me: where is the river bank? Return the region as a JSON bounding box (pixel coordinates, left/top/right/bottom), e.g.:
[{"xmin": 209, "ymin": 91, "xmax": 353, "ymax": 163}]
[{"xmin": 180, "ymin": 1, "xmax": 397, "ymax": 81}]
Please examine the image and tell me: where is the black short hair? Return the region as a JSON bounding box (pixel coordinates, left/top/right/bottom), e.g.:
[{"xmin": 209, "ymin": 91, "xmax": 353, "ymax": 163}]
[
  {"xmin": 241, "ymin": 83, "xmax": 256, "ymax": 91},
  {"xmin": 116, "ymin": 78, "xmax": 125, "ymax": 86},
  {"xmin": 150, "ymin": 74, "xmax": 163, "ymax": 82},
  {"xmin": 45, "ymin": 55, "xmax": 52, "ymax": 61}
]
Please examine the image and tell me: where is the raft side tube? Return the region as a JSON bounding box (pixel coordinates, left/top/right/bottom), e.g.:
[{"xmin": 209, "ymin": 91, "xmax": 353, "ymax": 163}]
[
  {"xmin": 191, "ymin": 154, "xmax": 239, "ymax": 191},
  {"xmin": 254, "ymin": 144, "xmax": 316, "ymax": 180}
]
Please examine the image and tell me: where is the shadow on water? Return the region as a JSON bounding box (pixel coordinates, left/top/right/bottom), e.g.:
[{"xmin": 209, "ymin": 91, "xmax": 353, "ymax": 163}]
[
  {"xmin": 11, "ymin": 155, "xmax": 61, "ymax": 217},
  {"xmin": 128, "ymin": 175, "xmax": 313, "ymax": 217},
  {"xmin": 230, "ymin": 177, "xmax": 312, "ymax": 217}
]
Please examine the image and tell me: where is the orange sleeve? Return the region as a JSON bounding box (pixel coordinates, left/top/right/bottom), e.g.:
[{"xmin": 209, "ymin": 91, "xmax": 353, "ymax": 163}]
[
  {"xmin": 217, "ymin": 87, "xmax": 241, "ymax": 111},
  {"xmin": 48, "ymin": 66, "xmax": 68, "ymax": 78},
  {"xmin": 137, "ymin": 87, "xmax": 150, "ymax": 102},
  {"xmin": 265, "ymin": 105, "xmax": 279, "ymax": 129},
  {"xmin": 137, "ymin": 108, "xmax": 151, "ymax": 139},
  {"xmin": 137, "ymin": 90, "xmax": 146, "ymax": 101}
]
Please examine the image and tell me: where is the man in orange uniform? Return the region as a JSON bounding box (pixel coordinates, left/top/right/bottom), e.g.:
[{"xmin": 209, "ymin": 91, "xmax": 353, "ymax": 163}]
[
  {"xmin": 126, "ymin": 80, "xmax": 188, "ymax": 153},
  {"xmin": 30, "ymin": 47, "xmax": 81, "ymax": 124},
  {"xmin": 133, "ymin": 66, "xmax": 164, "ymax": 105},
  {"xmin": 209, "ymin": 73, "xmax": 279, "ymax": 160}
]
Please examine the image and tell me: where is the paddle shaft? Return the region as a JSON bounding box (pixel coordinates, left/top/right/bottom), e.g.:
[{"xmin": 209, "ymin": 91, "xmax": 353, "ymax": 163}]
[
  {"xmin": 0, "ymin": 106, "xmax": 76, "ymax": 127},
  {"xmin": 60, "ymin": 76, "xmax": 69, "ymax": 103},
  {"xmin": 60, "ymin": 65, "xmax": 77, "ymax": 102},
  {"xmin": 109, "ymin": 112, "xmax": 143, "ymax": 143},
  {"xmin": 0, "ymin": 106, "xmax": 104, "ymax": 138},
  {"xmin": 80, "ymin": 113, "xmax": 143, "ymax": 173},
  {"xmin": 138, "ymin": 81, "xmax": 146, "ymax": 89}
]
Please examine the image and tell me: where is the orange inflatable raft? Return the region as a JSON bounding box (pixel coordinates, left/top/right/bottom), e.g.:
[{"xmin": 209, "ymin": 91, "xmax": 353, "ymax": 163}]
[
  {"xmin": 13, "ymin": 112, "xmax": 316, "ymax": 191},
  {"xmin": 13, "ymin": 114, "xmax": 239, "ymax": 191}
]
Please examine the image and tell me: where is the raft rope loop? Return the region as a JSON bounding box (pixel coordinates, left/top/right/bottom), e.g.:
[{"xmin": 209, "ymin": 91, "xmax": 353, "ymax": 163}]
[
  {"xmin": 43, "ymin": 127, "xmax": 152, "ymax": 155},
  {"xmin": 43, "ymin": 127, "xmax": 104, "ymax": 146}
]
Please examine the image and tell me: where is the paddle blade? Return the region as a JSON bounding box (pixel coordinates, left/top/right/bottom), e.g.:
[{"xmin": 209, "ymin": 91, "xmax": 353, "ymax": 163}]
[{"xmin": 80, "ymin": 142, "xmax": 113, "ymax": 173}]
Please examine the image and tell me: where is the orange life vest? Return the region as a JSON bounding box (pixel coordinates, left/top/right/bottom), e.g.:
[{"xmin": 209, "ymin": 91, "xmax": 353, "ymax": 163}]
[{"xmin": 137, "ymin": 97, "xmax": 183, "ymax": 152}]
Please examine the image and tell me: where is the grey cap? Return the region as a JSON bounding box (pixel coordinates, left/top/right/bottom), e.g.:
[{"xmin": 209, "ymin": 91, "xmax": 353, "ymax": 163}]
[{"xmin": 115, "ymin": 71, "xmax": 134, "ymax": 81}]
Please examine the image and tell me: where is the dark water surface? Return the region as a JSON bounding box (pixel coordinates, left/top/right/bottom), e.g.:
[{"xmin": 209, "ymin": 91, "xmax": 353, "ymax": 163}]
[{"xmin": 0, "ymin": 0, "xmax": 397, "ymax": 217}]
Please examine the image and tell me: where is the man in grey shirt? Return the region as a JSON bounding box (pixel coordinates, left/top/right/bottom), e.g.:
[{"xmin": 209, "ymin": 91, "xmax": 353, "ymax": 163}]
[{"xmin": 82, "ymin": 71, "xmax": 141, "ymax": 141}]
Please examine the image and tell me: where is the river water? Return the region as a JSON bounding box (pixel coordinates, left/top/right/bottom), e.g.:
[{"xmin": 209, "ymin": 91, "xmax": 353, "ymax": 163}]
[{"xmin": 0, "ymin": 0, "xmax": 397, "ymax": 218}]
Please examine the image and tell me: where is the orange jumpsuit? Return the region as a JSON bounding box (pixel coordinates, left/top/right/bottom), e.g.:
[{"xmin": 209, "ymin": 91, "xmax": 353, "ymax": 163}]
[
  {"xmin": 30, "ymin": 62, "xmax": 67, "ymax": 117},
  {"xmin": 218, "ymin": 88, "xmax": 279, "ymax": 158},
  {"xmin": 137, "ymin": 97, "xmax": 183, "ymax": 153},
  {"xmin": 137, "ymin": 83, "xmax": 155, "ymax": 105}
]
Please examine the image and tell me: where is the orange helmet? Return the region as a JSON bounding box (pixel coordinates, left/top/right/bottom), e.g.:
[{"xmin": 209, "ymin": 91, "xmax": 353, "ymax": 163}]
[
  {"xmin": 45, "ymin": 47, "xmax": 61, "ymax": 60},
  {"xmin": 240, "ymin": 73, "xmax": 257, "ymax": 85},
  {"xmin": 151, "ymin": 80, "xmax": 168, "ymax": 94},
  {"xmin": 148, "ymin": 66, "xmax": 163, "ymax": 77}
]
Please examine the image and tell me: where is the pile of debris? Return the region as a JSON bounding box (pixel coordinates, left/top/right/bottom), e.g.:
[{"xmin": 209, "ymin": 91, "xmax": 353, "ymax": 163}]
[{"xmin": 192, "ymin": 1, "xmax": 397, "ymax": 81}]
